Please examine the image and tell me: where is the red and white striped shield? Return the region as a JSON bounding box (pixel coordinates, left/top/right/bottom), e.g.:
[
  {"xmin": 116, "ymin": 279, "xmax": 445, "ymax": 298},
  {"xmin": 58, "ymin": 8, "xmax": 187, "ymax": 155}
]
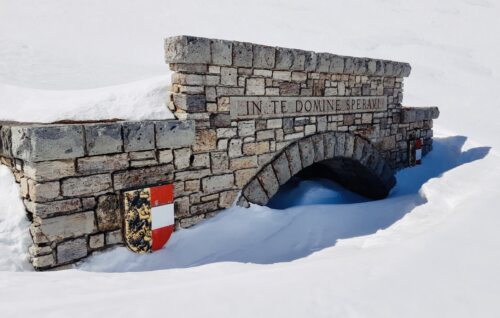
[{"xmin": 123, "ymin": 184, "xmax": 175, "ymax": 253}]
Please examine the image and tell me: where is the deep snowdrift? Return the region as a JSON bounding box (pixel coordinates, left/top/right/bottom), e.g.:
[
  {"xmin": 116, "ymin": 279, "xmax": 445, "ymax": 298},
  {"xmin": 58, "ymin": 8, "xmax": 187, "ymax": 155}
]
[{"xmin": 1, "ymin": 0, "xmax": 500, "ymax": 317}]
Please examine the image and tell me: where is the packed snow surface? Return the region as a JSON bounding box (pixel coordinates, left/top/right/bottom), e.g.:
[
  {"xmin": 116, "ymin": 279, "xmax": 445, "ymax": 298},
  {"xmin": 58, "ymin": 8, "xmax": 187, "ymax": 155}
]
[{"xmin": 1, "ymin": 0, "xmax": 500, "ymax": 317}]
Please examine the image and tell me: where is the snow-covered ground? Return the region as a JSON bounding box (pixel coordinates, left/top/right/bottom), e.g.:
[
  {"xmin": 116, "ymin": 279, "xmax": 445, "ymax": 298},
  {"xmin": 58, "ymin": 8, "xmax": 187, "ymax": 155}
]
[{"xmin": 1, "ymin": 0, "xmax": 500, "ymax": 317}]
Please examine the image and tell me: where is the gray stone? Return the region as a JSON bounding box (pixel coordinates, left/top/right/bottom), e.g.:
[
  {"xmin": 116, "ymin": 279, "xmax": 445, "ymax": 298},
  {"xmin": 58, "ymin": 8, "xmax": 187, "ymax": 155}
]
[
  {"xmin": 232, "ymin": 41, "xmax": 253, "ymax": 67},
  {"xmin": 172, "ymin": 94, "xmax": 206, "ymax": 113},
  {"xmin": 275, "ymin": 48, "xmax": 306, "ymax": 70},
  {"xmin": 169, "ymin": 63, "xmax": 208, "ymax": 73},
  {"xmin": 174, "ymin": 168, "xmax": 211, "ymax": 181},
  {"xmin": 24, "ymin": 198, "xmax": 81, "ymax": 218},
  {"xmin": 77, "ymin": 153, "xmax": 129, "ymax": 174},
  {"xmin": 165, "ymin": 35, "xmax": 211, "ymax": 64},
  {"xmin": 96, "ymin": 195, "xmax": 121, "ymax": 231},
  {"xmin": 323, "ymin": 133, "xmax": 337, "ymax": 159},
  {"xmin": 11, "ymin": 124, "xmax": 84, "ymax": 162},
  {"xmin": 211, "ymin": 39, "xmax": 232, "ymax": 65},
  {"xmin": 57, "ymin": 237, "xmax": 87, "ymax": 263},
  {"xmin": 228, "ymin": 139, "xmax": 243, "ymax": 158},
  {"xmin": 155, "ymin": 120, "xmax": 195, "ymax": 149},
  {"xmin": 246, "ymin": 78, "xmax": 265, "ymax": 95},
  {"xmin": 257, "ymin": 165, "xmax": 279, "ymax": 198},
  {"xmin": 29, "ymin": 244, "xmax": 53, "ymax": 257},
  {"xmin": 193, "ymin": 129, "xmax": 217, "ymax": 152},
  {"xmin": 344, "ymin": 135, "xmax": 355, "ymax": 158},
  {"xmin": 61, "ymin": 174, "xmax": 112, "ymax": 197},
  {"xmin": 0, "ymin": 125, "xmax": 12, "ymax": 157},
  {"xmin": 311, "ymin": 135, "xmax": 325, "ymax": 162},
  {"xmin": 32, "ymin": 254, "xmax": 55, "ymax": 268},
  {"xmin": 230, "ymin": 155, "xmax": 257, "ymax": 170},
  {"xmin": 219, "ymin": 190, "xmax": 238, "ymax": 208},
  {"xmin": 202, "ymin": 174, "xmax": 234, "ymax": 193},
  {"xmin": 113, "ymin": 164, "xmax": 173, "ymax": 190},
  {"xmin": 89, "ymin": 233, "xmax": 105, "ymax": 249},
  {"xmin": 304, "ymin": 51, "xmax": 317, "ymax": 72},
  {"xmin": 122, "ymin": 122, "xmax": 155, "ymax": 152},
  {"xmin": 27, "ymin": 180, "xmax": 60, "ymax": 203},
  {"xmin": 23, "ymin": 160, "xmax": 75, "ymax": 182},
  {"xmin": 210, "ymin": 151, "xmax": 229, "ymax": 173},
  {"xmin": 32, "ymin": 211, "xmax": 95, "ymax": 243},
  {"xmin": 220, "ymin": 67, "xmax": 238, "ymax": 86},
  {"xmin": 242, "ymin": 178, "xmax": 268, "ymax": 206},
  {"xmin": 317, "ymin": 53, "xmax": 331, "ymax": 73},
  {"xmin": 238, "ymin": 120, "xmax": 255, "ymax": 137},
  {"xmin": 298, "ymin": 139, "xmax": 315, "ymax": 168},
  {"xmin": 285, "ymin": 143, "xmax": 302, "ymax": 175},
  {"xmin": 335, "ymin": 133, "xmax": 346, "ymax": 157},
  {"xmin": 272, "ymin": 153, "xmax": 291, "ymax": 185},
  {"xmin": 210, "ymin": 113, "xmax": 231, "ymax": 128},
  {"xmin": 106, "ymin": 230, "xmax": 123, "ymax": 245},
  {"xmin": 174, "ymin": 148, "xmax": 192, "ymax": 169},
  {"xmin": 331, "ymin": 55, "xmax": 345, "ymax": 73},
  {"xmin": 253, "ymin": 45, "xmax": 275, "ymax": 69},
  {"xmin": 85, "ymin": 123, "xmax": 122, "ymax": 155},
  {"xmin": 191, "ymin": 201, "xmax": 219, "ymax": 215}
]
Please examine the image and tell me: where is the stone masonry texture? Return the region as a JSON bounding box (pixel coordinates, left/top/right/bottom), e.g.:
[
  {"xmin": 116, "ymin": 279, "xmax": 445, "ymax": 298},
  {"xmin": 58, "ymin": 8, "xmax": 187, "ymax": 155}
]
[{"xmin": 0, "ymin": 35, "xmax": 438, "ymax": 270}]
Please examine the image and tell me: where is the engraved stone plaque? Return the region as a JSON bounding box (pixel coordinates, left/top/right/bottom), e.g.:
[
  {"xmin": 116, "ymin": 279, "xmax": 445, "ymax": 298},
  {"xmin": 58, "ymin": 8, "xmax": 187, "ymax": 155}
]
[{"xmin": 229, "ymin": 96, "xmax": 388, "ymax": 119}]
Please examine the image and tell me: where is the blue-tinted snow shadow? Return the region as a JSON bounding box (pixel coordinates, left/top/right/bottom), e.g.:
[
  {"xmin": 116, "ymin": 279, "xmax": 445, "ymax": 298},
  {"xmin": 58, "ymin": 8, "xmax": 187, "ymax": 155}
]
[{"xmin": 80, "ymin": 136, "xmax": 490, "ymax": 272}]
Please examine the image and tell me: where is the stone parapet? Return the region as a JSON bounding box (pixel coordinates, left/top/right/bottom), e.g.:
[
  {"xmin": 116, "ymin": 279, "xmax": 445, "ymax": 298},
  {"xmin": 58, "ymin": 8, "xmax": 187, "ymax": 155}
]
[{"xmin": 165, "ymin": 35, "xmax": 411, "ymax": 77}]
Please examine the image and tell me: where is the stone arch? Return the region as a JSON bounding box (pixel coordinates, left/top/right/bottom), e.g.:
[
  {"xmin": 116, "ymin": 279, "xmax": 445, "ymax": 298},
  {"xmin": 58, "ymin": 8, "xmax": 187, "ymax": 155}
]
[{"xmin": 238, "ymin": 132, "xmax": 396, "ymax": 207}]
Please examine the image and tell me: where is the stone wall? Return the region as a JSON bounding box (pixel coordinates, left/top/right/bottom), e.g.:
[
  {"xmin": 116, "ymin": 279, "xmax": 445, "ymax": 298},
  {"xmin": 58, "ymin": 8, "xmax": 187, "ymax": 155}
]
[{"xmin": 0, "ymin": 35, "xmax": 439, "ymax": 270}]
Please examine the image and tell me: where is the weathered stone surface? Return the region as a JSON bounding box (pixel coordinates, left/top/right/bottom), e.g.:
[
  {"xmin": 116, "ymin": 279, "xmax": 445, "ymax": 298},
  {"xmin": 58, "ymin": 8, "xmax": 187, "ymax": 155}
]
[
  {"xmin": 24, "ymin": 198, "xmax": 81, "ymax": 218},
  {"xmin": 174, "ymin": 148, "xmax": 192, "ymax": 170},
  {"xmin": 193, "ymin": 129, "xmax": 217, "ymax": 152},
  {"xmin": 335, "ymin": 133, "xmax": 346, "ymax": 157},
  {"xmin": 246, "ymin": 78, "xmax": 265, "ymax": 95},
  {"xmin": 77, "ymin": 153, "xmax": 128, "ymax": 174},
  {"xmin": 219, "ymin": 190, "xmax": 238, "ymax": 208},
  {"xmin": 243, "ymin": 179, "xmax": 268, "ymax": 206},
  {"xmin": 32, "ymin": 254, "xmax": 55, "ymax": 268},
  {"xmin": 174, "ymin": 168, "xmax": 210, "ymax": 181},
  {"xmin": 253, "ymin": 45, "xmax": 275, "ymax": 69},
  {"xmin": 220, "ymin": 67, "xmax": 238, "ymax": 86},
  {"xmin": 238, "ymin": 120, "xmax": 255, "ymax": 137},
  {"xmin": 23, "ymin": 160, "xmax": 75, "ymax": 182},
  {"xmin": 202, "ymin": 173, "xmax": 234, "ymax": 193},
  {"xmin": 106, "ymin": 230, "xmax": 123, "ymax": 245},
  {"xmin": 11, "ymin": 125, "xmax": 84, "ymax": 162},
  {"xmin": 89, "ymin": 233, "xmax": 105, "ymax": 249},
  {"xmin": 123, "ymin": 122, "xmax": 155, "ymax": 152},
  {"xmin": 85, "ymin": 123, "xmax": 122, "ymax": 155},
  {"xmin": 298, "ymin": 139, "xmax": 315, "ymax": 168},
  {"xmin": 233, "ymin": 41, "xmax": 253, "ymax": 67},
  {"xmin": 113, "ymin": 165, "xmax": 173, "ymax": 190},
  {"xmin": 242, "ymin": 141, "xmax": 269, "ymax": 155},
  {"xmin": 165, "ymin": 35, "xmax": 211, "ymax": 64},
  {"xmin": 311, "ymin": 135, "xmax": 325, "ymax": 162},
  {"xmin": 191, "ymin": 200, "xmax": 219, "ymax": 215},
  {"xmin": 272, "ymin": 153, "xmax": 291, "ymax": 185},
  {"xmin": 62, "ymin": 174, "xmax": 112, "ymax": 197},
  {"xmin": 230, "ymin": 155, "xmax": 257, "ymax": 170},
  {"xmin": 285, "ymin": 143, "xmax": 302, "ymax": 175},
  {"xmin": 27, "ymin": 180, "xmax": 60, "ymax": 203},
  {"xmin": 211, "ymin": 39, "xmax": 232, "ymax": 65},
  {"xmin": 172, "ymin": 94, "xmax": 206, "ymax": 113},
  {"xmin": 324, "ymin": 133, "xmax": 337, "ymax": 158},
  {"xmin": 210, "ymin": 151, "xmax": 229, "ymax": 173},
  {"xmin": 155, "ymin": 120, "xmax": 195, "ymax": 149},
  {"xmin": 57, "ymin": 237, "xmax": 87, "ymax": 263},
  {"xmin": 96, "ymin": 195, "xmax": 121, "ymax": 231},
  {"xmin": 257, "ymin": 165, "xmax": 279, "ymax": 198},
  {"xmin": 32, "ymin": 211, "xmax": 95, "ymax": 243}
]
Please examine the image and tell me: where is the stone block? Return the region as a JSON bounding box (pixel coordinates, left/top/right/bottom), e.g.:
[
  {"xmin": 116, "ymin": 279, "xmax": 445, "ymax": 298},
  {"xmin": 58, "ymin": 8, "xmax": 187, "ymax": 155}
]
[
  {"xmin": 335, "ymin": 133, "xmax": 346, "ymax": 157},
  {"xmin": 24, "ymin": 198, "xmax": 81, "ymax": 218},
  {"xmin": 257, "ymin": 165, "xmax": 279, "ymax": 198},
  {"xmin": 89, "ymin": 233, "xmax": 105, "ymax": 249},
  {"xmin": 253, "ymin": 45, "xmax": 275, "ymax": 69},
  {"xmin": 96, "ymin": 194, "xmax": 121, "ymax": 231},
  {"xmin": 219, "ymin": 190, "xmax": 238, "ymax": 208},
  {"xmin": 246, "ymin": 78, "xmax": 265, "ymax": 95},
  {"xmin": 344, "ymin": 135, "xmax": 355, "ymax": 158},
  {"xmin": 272, "ymin": 153, "xmax": 291, "ymax": 185},
  {"xmin": 84, "ymin": 123, "xmax": 122, "ymax": 156},
  {"xmin": 32, "ymin": 211, "xmax": 95, "ymax": 243},
  {"xmin": 233, "ymin": 41, "xmax": 253, "ymax": 67},
  {"xmin": 57, "ymin": 237, "xmax": 88, "ymax": 264},
  {"xmin": 179, "ymin": 215, "xmax": 205, "ymax": 229},
  {"xmin": 210, "ymin": 113, "xmax": 231, "ymax": 128},
  {"xmin": 106, "ymin": 230, "xmax": 123, "ymax": 245},
  {"xmin": 172, "ymin": 94, "xmax": 206, "ymax": 113},
  {"xmin": 235, "ymin": 168, "xmax": 256, "ymax": 188},
  {"xmin": 122, "ymin": 122, "xmax": 155, "ymax": 152},
  {"xmin": 311, "ymin": 135, "xmax": 325, "ymax": 162},
  {"xmin": 210, "ymin": 151, "xmax": 229, "ymax": 173},
  {"xmin": 304, "ymin": 51, "xmax": 317, "ymax": 72},
  {"xmin": 211, "ymin": 39, "xmax": 232, "ymax": 65},
  {"xmin": 77, "ymin": 153, "xmax": 129, "ymax": 174},
  {"xmin": 230, "ymin": 155, "xmax": 257, "ymax": 170},
  {"xmin": 298, "ymin": 139, "xmax": 315, "ymax": 168},
  {"xmin": 317, "ymin": 53, "xmax": 331, "ymax": 73},
  {"xmin": 165, "ymin": 35, "xmax": 211, "ymax": 64},
  {"xmin": 155, "ymin": 120, "xmax": 195, "ymax": 149},
  {"xmin": 27, "ymin": 180, "xmax": 60, "ymax": 203},
  {"xmin": 330, "ymin": 55, "xmax": 345, "ymax": 73},
  {"xmin": 285, "ymin": 143, "xmax": 302, "ymax": 175},
  {"xmin": 242, "ymin": 141, "xmax": 269, "ymax": 155},
  {"xmin": 173, "ymin": 148, "xmax": 192, "ymax": 170},
  {"xmin": 243, "ymin": 179, "xmax": 268, "ymax": 206},
  {"xmin": 158, "ymin": 149, "xmax": 173, "ymax": 163},
  {"xmin": 61, "ymin": 174, "xmax": 112, "ymax": 197},
  {"xmin": 113, "ymin": 164, "xmax": 173, "ymax": 190},
  {"xmin": 256, "ymin": 130, "xmax": 274, "ymax": 141},
  {"xmin": 202, "ymin": 174, "xmax": 234, "ymax": 193},
  {"xmin": 273, "ymin": 71, "xmax": 291, "ymax": 81},
  {"xmin": 191, "ymin": 153, "xmax": 210, "ymax": 168},
  {"xmin": 220, "ymin": 67, "xmax": 238, "ymax": 86},
  {"xmin": 11, "ymin": 124, "xmax": 84, "ymax": 162},
  {"xmin": 228, "ymin": 139, "xmax": 243, "ymax": 158},
  {"xmin": 238, "ymin": 120, "xmax": 256, "ymax": 137},
  {"xmin": 174, "ymin": 168, "xmax": 210, "ymax": 181},
  {"xmin": 169, "ymin": 63, "xmax": 208, "ymax": 73},
  {"xmin": 0, "ymin": 125, "xmax": 12, "ymax": 157},
  {"xmin": 32, "ymin": 254, "xmax": 55, "ymax": 268},
  {"xmin": 279, "ymin": 82, "xmax": 300, "ymax": 96},
  {"xmin": 193, "ymin": 129, "xmax": 217, "ymax": 152},
  {"xmin": 191, "ymin": 200, "xmax": 219, "ymax": 215},
  {"xmin": 275, "ymin": 48, "xmax": 306, "ymax": 70}
]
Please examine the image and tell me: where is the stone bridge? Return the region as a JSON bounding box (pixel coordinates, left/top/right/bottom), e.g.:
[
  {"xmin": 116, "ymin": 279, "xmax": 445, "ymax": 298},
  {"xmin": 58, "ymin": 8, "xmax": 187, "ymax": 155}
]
[{"xmin": 0, "ymin": 35, "xmax": 439, "ymax": 270}]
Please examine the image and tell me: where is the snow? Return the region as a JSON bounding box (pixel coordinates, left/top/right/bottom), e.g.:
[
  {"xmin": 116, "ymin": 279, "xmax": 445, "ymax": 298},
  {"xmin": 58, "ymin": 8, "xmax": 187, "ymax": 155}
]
[{"xmin": 1, "ymin": 0, "xmax": 500, "ymax": 317}]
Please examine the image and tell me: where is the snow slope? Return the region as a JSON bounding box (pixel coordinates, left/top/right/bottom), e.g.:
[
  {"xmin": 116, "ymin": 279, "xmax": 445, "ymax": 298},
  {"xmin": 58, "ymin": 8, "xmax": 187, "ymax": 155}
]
[{"xmin": 1, "ymin": 0, "xmax": 500, "ymax": 317}]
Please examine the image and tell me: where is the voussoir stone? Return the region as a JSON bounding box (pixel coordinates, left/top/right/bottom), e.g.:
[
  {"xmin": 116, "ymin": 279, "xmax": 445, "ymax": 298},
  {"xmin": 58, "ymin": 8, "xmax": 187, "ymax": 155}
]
[
  {"xmin": 257, "ymin": 165, "xmax": 279, "ymax": 198},
  {"xmin": 242, "ymin": 178, "xmax": 268, "ymax": 206},
  {"xmin": 11, "ymin": 124, "xmax": 84, "ymax": 162}
]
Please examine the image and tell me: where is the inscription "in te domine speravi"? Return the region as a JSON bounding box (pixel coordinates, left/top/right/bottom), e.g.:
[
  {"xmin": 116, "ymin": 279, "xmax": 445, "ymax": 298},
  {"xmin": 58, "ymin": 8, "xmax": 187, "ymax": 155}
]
[{"xmin": 230, "ymin": 96, "xmax": 388, "ymax": 119}]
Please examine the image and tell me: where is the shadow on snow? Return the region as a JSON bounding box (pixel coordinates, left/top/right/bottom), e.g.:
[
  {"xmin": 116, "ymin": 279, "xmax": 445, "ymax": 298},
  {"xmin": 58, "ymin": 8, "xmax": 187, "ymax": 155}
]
[{"xmin": 80, "ymin": 136, "xmax": 490, "ymax": 272}]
